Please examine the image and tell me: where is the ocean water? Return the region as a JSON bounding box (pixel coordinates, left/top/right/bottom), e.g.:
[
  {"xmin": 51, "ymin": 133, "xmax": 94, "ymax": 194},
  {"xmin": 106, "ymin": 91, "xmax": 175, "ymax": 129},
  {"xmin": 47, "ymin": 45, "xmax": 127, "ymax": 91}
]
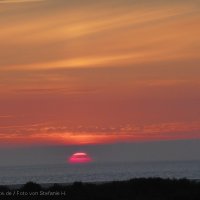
[{"xmin": 0, "ymin": 161, "xmax": 199, "ymax": 185}]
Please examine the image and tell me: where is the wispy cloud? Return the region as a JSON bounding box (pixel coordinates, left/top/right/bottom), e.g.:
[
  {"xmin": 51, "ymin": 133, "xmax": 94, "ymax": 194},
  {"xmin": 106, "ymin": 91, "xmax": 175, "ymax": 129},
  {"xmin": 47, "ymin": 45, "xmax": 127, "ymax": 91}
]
[
  {"xmin": 0, "ymin": 0, "xmax": 44, "ymax": 3},
  {"xmin": 0, "ymin": 115, "xmax": 12, "ymax": 118},
  {"xmin": 0, "ymin": 0, "xmax": 199, "ymax": 70},
  {"xmin": 1, "ymin": 120, "xmax": 200, "ymax": 145},
  {"xmin": 0, "ymin": 0, "xmax": 199, "ymax": 146}
]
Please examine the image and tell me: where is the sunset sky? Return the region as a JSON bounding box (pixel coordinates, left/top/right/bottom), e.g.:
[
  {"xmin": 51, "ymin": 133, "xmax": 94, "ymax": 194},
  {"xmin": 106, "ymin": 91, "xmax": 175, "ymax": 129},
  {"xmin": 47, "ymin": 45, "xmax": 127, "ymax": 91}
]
[{"xmin": 0, "ymin": 0, "xmax": 200, "ymax": 147}]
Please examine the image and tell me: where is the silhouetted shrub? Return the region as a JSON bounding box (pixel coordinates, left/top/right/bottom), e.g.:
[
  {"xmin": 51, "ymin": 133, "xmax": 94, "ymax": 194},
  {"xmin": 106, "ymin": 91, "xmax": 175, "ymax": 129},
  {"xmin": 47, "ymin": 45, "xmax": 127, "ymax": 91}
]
[
  {"xmin": 21, "ymin": 181, "xmax": 41, "ymax": 192},
  {"xmin": 49, "ymin": 183, "xmax": 65, "ymax": 191},
  {"xmin": 0, "ymin": 185, "xmax": 9, "ymax": 192},
  {"xmin": 2, "ymin": 178, "xmax": 200, "ymax": 199}
]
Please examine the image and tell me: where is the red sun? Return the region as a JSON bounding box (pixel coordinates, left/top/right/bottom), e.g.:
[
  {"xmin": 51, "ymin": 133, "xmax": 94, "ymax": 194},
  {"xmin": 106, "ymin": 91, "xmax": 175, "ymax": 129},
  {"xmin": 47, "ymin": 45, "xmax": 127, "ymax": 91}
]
[{"xmin": 68, "ymin": 152, "xmax": 92, "ymax": 164}]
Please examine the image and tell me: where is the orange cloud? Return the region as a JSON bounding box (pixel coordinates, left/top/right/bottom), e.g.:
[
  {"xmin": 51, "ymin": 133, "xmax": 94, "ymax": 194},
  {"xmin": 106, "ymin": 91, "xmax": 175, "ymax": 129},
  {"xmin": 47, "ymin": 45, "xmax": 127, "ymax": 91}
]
[
  {"xmin": 0, "ymin": 0, "xmax": 199, "ymax": 70},
  {"xmin": 1, "ymin": 120, "xmax": 200, "ymax": 146},
  {"xmin": 0, "ymin": 0, "xmax": 200, "ymax": 146}
]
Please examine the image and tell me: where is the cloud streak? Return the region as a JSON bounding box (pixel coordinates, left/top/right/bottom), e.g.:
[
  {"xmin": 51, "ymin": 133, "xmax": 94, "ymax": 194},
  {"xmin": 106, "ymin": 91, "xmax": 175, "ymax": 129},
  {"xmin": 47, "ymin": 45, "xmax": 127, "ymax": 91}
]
[
  {"xmin": 0, "ymin": 0, "xmax": 200, "ymax": 146},
  {"xmin": 1, "ymin": 120, "xmax": 200, "ymax": 145},
  {"xmin": 0, "ymin": 0, "xmax": 199, "ymax": 70},
  {"xmin": 0, "ymin": 0, "xmax": 44, "ymax": 3}
]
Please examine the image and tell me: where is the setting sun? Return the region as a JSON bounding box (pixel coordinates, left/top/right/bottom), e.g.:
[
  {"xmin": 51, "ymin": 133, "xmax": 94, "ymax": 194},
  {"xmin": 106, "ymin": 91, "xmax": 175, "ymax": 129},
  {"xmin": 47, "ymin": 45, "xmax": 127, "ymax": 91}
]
[{"xmin": 68, "ymin": 152, "xmax": 92, "ymax": 164}]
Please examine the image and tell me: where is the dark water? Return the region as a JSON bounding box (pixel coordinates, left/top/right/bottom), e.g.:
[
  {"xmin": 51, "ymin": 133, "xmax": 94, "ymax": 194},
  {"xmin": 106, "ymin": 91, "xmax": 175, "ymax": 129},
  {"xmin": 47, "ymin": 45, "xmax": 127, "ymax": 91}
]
[{"xmin": 0, "ymin": 161, "xmax": 199, "ymax": 185}]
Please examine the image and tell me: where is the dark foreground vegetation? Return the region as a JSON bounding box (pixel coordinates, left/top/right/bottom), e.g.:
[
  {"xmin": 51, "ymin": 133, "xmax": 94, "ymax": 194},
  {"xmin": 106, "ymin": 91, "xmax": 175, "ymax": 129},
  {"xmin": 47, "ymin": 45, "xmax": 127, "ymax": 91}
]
[{"xmin": 0, "ymin": 178, "xmax": 200, "ymax": 200}]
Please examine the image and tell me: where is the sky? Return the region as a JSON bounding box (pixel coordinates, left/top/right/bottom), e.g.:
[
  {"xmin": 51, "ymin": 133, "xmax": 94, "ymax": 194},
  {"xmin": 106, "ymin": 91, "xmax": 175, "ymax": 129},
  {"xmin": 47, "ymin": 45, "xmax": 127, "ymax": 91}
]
[{"xmin": 0, "ymin": 0, "xmax": 200, "ymax": 149}]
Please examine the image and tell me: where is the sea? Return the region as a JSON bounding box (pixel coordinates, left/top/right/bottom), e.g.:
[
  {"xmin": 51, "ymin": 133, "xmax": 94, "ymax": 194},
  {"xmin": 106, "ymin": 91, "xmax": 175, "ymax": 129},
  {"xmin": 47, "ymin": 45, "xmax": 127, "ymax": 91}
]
[{"xmin": 0, "ymin": 161, "xmax": 199, "ymax": 185}]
